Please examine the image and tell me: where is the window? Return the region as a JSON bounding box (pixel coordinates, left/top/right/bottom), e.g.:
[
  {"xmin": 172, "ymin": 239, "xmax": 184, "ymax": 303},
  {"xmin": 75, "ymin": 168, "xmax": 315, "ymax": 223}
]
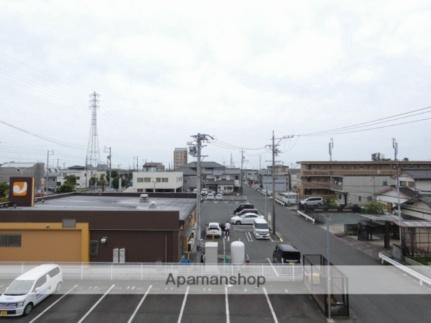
[
  {"xmin": 137, "ymin": 189, "xmax": 143, "ymax": 193},
  {"xmin": 358, "ymin": 196, "xmax": 362, "ymax": 202},
  {"xmin": 383, "ymin": 181, "xmax": 388, "ymax": 186},
  {"xmin": 0, "ymin": 234, "xmax": 21, "ymax": 247},
  {"xmin": 156, "ymin": 177, "xmax": 162, "ymax": 182},
  {"xmin": 48, "ymin": 267, "xmax": 60, "ymax": 277},
  {"xmin": 137, "ymin": 177, "xmax": 144, "ymax": 183},
  {"xmin": 34, "ymin": 276, "xmax": 47, "ymax": 289},
  {"xmin": 90, "ymin": 240, "xmax": 99, "ymax": 257},
  {"xmin": 162, "ymin": 178, "xmax": 168, "ymax": 182},
  {"xmin": 143, "ymin": 177, "xmax": 151, "ymax": 182}
]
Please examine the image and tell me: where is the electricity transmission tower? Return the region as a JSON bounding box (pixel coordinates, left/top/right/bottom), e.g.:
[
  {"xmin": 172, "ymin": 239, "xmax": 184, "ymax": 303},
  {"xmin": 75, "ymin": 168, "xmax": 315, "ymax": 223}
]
[{"xmin": 86, "ymin": 91, "xmax": 101, "ymax": 169}]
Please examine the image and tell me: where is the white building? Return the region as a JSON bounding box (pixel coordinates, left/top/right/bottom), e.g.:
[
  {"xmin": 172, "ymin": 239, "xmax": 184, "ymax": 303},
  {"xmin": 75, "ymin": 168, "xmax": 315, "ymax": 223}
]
[{"xmin": 129, "ymin": 171, "xmax": 183, "ymax": 193}]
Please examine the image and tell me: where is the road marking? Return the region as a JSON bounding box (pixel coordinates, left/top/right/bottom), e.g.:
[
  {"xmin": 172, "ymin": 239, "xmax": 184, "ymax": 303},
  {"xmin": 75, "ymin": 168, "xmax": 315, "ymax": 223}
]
[
  {"xmin": 266, "ymin": 258, "xmax": 280, "ymax": 277},
  {"xmin": 248, "ymin": 231, "xmax": 254, "ymax": 242},
  {"xmin": 225, "ymin": 286, "xmax": 230, "ymax": 323},
  {"xmin": 177, "ymin": 286, "xmax": 190, "ymax": 323},
  {"xmin": 269, "ymin": 236, "xmax": 274, "ymax": 242},
  {"xmin": 77, "ymin": 284, "xmax": 115, "ymax": 323},
  {"xmin": 127, "ymin": 285, "xmax": 152, "ymax": 323},
  {"xmin": 29, "ymin": 285, "xmax": 78, "ymax": 323},
  {"xmin": 245, "ymin": 232, "xmax": 251, "ymax": 242},
  {"xmin": 263, "ymin": 287, "xmax": 279, "ymax": 323}
]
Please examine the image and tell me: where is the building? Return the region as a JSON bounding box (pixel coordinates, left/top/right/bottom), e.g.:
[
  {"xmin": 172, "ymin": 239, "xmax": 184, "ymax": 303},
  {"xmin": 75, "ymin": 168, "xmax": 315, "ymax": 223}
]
[
  {"xmin": 298, "ymin": 160, "xmax": 431, "ymax": 204},
  {"xmin": 142, "ymin": 162, "xmax": 165, "ymax": 172},
  {"xmin": 257, "ymin": 165, "xmax": 290, "ymax": 194},
  {"xmin": 0, "ymin": 192, "xmax": 196, "ymax": 262},
  {"xmin": 400, "ymin": 170, "xmax": 431, "ymax": 194},
  {"xmin": 0, "ymin": 162, "xmax": 45, "ymax": 192},
  {"xmin": 128, "ymin": 171, "xmax": 183, "ymax": 193},
  {"xmin": 174, "ymin": 148, "xmax": 188, "ymax": 170},
  {"xmin": 180, "ymin": 162, "xmax": 240, "ymax": 193}
]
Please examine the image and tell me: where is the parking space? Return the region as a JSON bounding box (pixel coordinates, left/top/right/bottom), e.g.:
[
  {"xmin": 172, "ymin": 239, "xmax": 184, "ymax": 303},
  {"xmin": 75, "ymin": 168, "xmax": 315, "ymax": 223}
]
[{"xmin": 201, "ymin": 201, "xmax": 279, "ymax": 263}]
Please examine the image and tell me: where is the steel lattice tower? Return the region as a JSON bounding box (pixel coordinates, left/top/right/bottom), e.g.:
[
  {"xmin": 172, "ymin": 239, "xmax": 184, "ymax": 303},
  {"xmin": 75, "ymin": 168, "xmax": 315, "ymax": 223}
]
[{"xmin": 86, "ymin": 91, "xmax": 100, "ymax": 168}]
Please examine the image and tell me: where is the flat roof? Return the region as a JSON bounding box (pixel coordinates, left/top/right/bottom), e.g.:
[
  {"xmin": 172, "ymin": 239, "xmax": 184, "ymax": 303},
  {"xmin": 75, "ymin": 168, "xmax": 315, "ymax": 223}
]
[
  {"xmin": 6, "ymin": 195, "xmax": 196, "ymax": 221},
  {"xmin": 298, "ymin": 160, "xmax": 431, "ymax": 165}
]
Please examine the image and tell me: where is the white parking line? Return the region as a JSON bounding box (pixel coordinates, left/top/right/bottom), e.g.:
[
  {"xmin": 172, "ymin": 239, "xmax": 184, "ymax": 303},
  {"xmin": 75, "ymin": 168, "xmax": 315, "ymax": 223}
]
[
  {"xmin": 29, "ymin": 285, "xmax": 78, "ymax": 323},
  {"xmin": 225, "ymin": 286, "xmax": 230, "ymax": 323},
  {"xmin": 245, "ymin": 232, "xmax": 253, "ymax": 242},
  {"xmin": 263, "ymin": 287, "xmax": 279, "ymax": 323},
  {"xmin": 266, "ymin": 257, "xmax": 280, "ymax": 277},
  {"xmin": 127, "ymin": 285, "xmax": 152, "ymax": 323},
  {"xmin": 77, "ymin": 284, "xmax": 115, "ymax": 323},
  {"xmin": 177, "ymin": 286, "xmax": 190, "ymax": 323}
]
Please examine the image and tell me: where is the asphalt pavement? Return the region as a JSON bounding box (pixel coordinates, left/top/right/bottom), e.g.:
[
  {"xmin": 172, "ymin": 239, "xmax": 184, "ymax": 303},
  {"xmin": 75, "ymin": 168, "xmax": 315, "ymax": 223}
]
[{"xmin": 244, "ymin": 185, "xmax": 431, "ymax": 323}]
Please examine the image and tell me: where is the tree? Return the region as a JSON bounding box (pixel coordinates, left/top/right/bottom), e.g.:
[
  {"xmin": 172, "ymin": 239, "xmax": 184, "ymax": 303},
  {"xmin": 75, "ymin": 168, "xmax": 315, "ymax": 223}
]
[
  {"xmin": 0, "ymin": 182, "xmax": 9, "ymax": 202},
  {"xmin": 57, "ymin": 175, "xmax": 77, "ymax": 193},
  {"xmin": 364, "ymin": 201, "xmax": 385, "ymax": 215}
]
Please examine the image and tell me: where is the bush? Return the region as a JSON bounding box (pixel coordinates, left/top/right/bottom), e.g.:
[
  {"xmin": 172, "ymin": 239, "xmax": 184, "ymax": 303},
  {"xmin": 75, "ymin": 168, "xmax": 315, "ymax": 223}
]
[
  {"xmin": 325, "ymin": 196, "xmax": 338, "ymax": 209},
  {"xmin": 363, "ymin": 201, "xmax": 385, "ymax": 215}
]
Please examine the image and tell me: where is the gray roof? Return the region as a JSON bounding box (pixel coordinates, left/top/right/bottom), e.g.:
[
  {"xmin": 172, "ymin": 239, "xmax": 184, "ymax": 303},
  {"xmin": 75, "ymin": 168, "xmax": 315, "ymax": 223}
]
[
  {"xmin": 404, "ymin": 169, "xmax": 431, "ymax": 180},
  {"xmin": 8, "ymin": 195, "xmax": 196, "ymax": 221},
  {"xmin": 186, "ymin": 161, "xmax": 225, "ymax": 169},
  {"xmin": 420, "ymin": 196, "xmax": 431, "ymax": 208}
]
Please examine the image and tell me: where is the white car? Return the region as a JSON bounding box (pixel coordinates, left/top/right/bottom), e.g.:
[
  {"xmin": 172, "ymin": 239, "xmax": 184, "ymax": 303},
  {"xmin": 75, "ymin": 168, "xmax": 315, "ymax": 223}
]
[
  {"xmin": 206, "ymin": 192, "xmax": 215, "ymax": 200},
  {"xmin": 300, "ymin": 196, "xmax": 324, "ymax": 207},
  {"xmin": 253, "ymin": 218, "xmax": 270, "ymax": 240},
  {"xmin": 215, "ymin": 193, "xmax": 223, "ymax": 200},
  {"xmin": 206, "ymin": 222, "xmax": 222, "ymax": 238},
  {"xmin": 0, "ymin": 264, "xmax": 63, "ymax": 317},
  {"xmin": 230, "ymin": 212, "xmax": 264, "ymax": 225}
]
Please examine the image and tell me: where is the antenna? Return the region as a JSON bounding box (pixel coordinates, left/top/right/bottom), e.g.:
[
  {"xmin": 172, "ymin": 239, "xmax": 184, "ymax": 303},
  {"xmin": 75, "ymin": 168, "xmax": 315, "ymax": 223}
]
[{"xmin": 86, "ymin": 91, "xmax": 101, "ymax": 168}]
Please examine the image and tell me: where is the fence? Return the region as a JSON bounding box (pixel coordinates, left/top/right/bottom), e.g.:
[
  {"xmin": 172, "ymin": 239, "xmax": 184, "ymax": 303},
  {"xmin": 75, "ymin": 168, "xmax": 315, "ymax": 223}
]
[{"xmin": 302, "ymin": 254, "xmax": 349, "ymax": 318}]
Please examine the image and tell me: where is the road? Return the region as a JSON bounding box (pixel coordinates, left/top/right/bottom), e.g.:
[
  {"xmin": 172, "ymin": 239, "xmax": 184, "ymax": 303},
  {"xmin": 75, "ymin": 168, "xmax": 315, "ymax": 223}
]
[{"xmin": 244, "ymin": 185, "xmax": 431, "ymax": 323}]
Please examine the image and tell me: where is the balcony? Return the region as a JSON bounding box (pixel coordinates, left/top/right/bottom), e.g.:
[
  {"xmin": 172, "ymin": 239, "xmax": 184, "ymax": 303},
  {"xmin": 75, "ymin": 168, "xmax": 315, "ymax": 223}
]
[
  {"xmin": 301, "ymin": 182, "xmax": 331, "ymax": 189},
  {"xmin": 301, "ymin": 169, "xmax": 396, "ymax": 177}
]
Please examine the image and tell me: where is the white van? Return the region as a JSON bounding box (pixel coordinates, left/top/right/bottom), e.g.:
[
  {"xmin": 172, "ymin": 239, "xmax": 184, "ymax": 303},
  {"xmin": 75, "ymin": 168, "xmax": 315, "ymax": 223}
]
[
  {"xmin": 278, "ymin": 192, "xmax": 298, "ymax": 206},
  {"xmin": 253, "ymin": 218, "xmax": 270, "ymax": 240},
  {"xmin": 0, "ymin": 264, "xmax": 63, "ymax": 317}
]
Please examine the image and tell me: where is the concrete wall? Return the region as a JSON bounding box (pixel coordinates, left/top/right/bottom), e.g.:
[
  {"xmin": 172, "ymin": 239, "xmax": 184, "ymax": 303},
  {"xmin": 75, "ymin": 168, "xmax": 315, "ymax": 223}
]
[
  {"xmin": 335, "ymin": 176, "xmax": 393, "ymax": 205},
  {"xmin": 132, "ymin": 171, "xmax": 183, "ymax": 192}
]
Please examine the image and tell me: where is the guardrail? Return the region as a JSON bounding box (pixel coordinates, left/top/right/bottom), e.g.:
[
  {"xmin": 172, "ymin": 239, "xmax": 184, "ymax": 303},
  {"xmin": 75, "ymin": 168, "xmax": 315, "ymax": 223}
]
[
  {"xmin": 297, "ymin": 210, "xmax": 316, "ymax": 224},
  {"xmin": 378, "ymin": 252, "xmax": 431, "ymax": 287}
]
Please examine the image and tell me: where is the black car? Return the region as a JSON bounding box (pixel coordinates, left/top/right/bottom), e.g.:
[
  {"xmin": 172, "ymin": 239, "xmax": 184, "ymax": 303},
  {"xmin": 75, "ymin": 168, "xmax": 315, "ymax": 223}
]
[
  {"xmin": 233, "ymin": 203, "xmax": 254, "ymax": 215},
  {"xmin": 272, "ymin": 244, "xmax": 301, "ymax": 264}
]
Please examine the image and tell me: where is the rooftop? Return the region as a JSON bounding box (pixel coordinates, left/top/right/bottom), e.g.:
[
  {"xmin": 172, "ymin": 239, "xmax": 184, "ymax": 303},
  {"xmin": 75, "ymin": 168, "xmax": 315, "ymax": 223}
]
[
  {"xmin": 3, "ymin": 195, "xmax": 196, "ymax": 221},
  {"xmin": 404, "ymin": 169, "xmax": 431, "ymax": 180},
  {"xmin": 298, "ymin": 160, "xmax": 431, "ymax": 165}
]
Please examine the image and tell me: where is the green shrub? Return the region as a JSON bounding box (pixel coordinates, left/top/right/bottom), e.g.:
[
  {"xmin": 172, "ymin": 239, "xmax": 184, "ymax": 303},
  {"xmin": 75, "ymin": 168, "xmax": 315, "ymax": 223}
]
[{"xmin": 364, "ymin": 201, "xmax": 385, "ymax": 215}]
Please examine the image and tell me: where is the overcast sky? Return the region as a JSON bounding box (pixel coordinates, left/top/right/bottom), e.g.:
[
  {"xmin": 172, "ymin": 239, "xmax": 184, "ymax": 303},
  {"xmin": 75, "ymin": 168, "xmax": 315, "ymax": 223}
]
[{"xmin": 1, "ymin": 0, "xmax": 431, "ymax": 169}]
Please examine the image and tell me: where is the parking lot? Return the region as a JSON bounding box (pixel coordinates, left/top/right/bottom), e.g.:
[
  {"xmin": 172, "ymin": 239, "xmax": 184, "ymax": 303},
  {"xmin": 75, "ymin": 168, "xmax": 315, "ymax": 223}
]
[
  {"xmin": 0, "ymin": 282, "xmax": 323, "ymax": 322},
  {"xmin": 0, "ymin": 199, "xmax": 324, "ymax": 322}
]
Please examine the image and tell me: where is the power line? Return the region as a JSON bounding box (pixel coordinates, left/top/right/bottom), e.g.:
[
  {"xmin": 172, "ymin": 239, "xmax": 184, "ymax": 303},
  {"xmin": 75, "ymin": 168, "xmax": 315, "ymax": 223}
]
[
  {"xmin": 300, "ymin": 105, "xmax": 431, "ymax": 137},
  {"xmin": 0, "ymin": 119, "xmax": 84, "ymax": 150}
]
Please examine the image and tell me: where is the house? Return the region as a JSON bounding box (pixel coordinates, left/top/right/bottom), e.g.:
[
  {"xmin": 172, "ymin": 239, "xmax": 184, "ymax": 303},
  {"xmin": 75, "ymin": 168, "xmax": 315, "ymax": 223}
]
[
  {"xmin": 400, "ymin": 170, "xmax": 431, "ymax": 194},
  {"xmin": 0, "ymin": 162, "xmax": 45, "ymax": 192}
]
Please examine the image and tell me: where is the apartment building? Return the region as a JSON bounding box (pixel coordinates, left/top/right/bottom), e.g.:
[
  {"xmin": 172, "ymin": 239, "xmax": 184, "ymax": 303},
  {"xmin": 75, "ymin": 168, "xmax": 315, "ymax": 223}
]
[
  {"xmin": 299, "ymin": 160, "xmax": 431, "ymax": 205},
  {"xmin": 174, "ymin": 148, "xmax": 188, "ymax": 170}
]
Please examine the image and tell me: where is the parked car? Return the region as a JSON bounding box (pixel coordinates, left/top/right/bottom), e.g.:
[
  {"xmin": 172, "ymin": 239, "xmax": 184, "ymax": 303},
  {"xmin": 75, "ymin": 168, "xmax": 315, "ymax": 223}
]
[
  {"xmin": 206, "ymin": 192, "xmax": 215, "ymax": 200},
  {"xmin": 277, "ymin": 192, "xmax": 298, "ymax": 206},
  {"xmin": 272, "ymin": 244, "xmax": 301, "ymax": 264},
  {"xmin": 236, "ymin": 208, "xmax": 259, "ymax": 216},
  {"xmin": 0, "ymin": 264, "xmax": 63, "ymax": 317},
  {"xmin": 233, "ymin": 203, "xmax": 254, "ymax": 215},
  {"xmin": 215, "ymin": 193, "xmax": 223, "ymax": 200},
  {"xmin": 253, "ymin": 218, "xmax": 270, "ymax": 240},
  {"xmin": 230, "ymin": 212, "xmax": 264, "ymax": 225},
  {"xmin": 206, "ymin": 222, "xmax": 222, "ymax": 238},
  {"xmin": 299, "ymin": 196, "xmax": 324, "ymax": 207}
]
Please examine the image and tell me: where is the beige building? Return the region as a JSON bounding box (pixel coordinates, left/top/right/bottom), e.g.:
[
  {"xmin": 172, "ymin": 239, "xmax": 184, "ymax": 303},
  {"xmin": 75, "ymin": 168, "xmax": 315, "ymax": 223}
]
[
  {"xmin": 298, "ymin": 160, "xmax": 431, "ymax": 204},
  {"xmin": 174, "ymin": 148, "xmax": 188, "ymax": 170}
]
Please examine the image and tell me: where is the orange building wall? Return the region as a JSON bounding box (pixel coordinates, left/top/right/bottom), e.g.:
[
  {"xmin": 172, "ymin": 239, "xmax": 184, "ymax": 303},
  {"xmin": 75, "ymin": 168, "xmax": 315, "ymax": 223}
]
[{"xmin": 0, "ymin": 223, "xmax": 89, "ymax": 262}]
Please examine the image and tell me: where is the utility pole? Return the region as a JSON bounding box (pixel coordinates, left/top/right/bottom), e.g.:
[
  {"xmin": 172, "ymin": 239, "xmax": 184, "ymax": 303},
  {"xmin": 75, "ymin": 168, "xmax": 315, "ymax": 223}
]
[
  {"xmin": 105, "ymin": 146, "xmax": 112, "ymax": 189},
  {"xmin": 393, "ymin": 138, "xmax": 402, "ymax": 241},
  {"xmin": 267, "ymin": 131, "xmax": 294, "ymax": 235},
  {"xmin": 189, "ymin": 133, "xmax": 214, "ymax": 245},
  {"xmin": 45, "ymin": 150, "xmax": 54, "ymax": 195},
  {"xmin": 329, "ymin": 138, "xmax": 334, "ymax": 161},
  {"xmin": 240, "ymin": 149, "xmax": 245, "ymax": 195}
]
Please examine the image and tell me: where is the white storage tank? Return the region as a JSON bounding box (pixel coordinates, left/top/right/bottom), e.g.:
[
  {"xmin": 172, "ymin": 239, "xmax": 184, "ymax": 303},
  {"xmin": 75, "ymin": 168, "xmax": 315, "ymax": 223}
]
[{"xmin": 231, "ymin": 240, "xmax": 245, "ymax": 265}]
